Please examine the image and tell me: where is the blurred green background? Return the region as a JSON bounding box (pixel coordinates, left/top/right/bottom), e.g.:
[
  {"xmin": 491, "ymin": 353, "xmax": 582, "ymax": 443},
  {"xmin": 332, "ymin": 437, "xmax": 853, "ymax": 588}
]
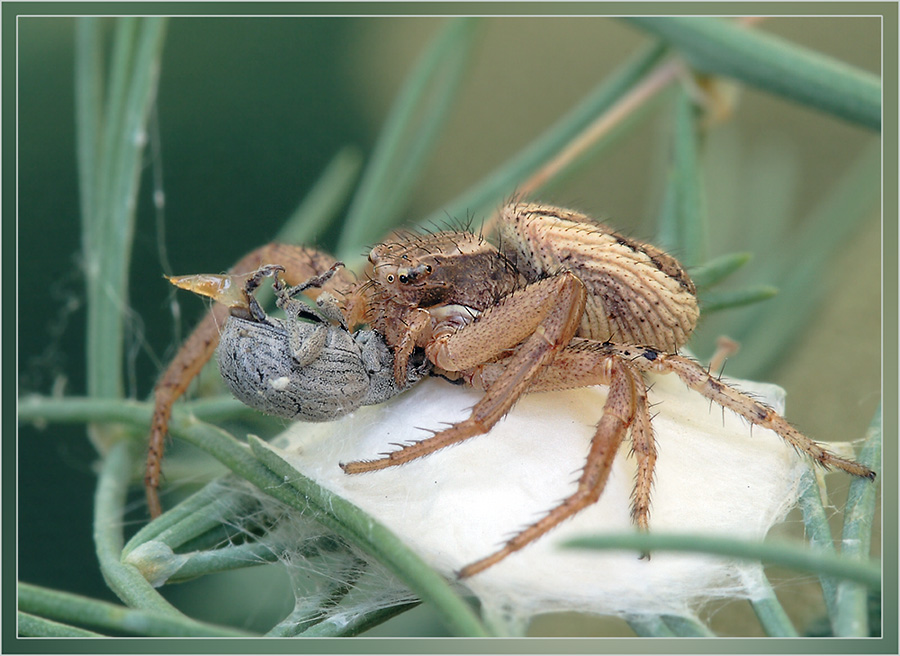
[{"xmin": 17, "ymin": 15, "xmax": 880, "ymax": 636}]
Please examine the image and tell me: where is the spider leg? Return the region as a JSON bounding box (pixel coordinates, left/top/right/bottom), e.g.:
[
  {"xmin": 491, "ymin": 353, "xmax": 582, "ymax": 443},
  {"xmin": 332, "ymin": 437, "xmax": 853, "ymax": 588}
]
[
  {"xmin": 145, "ymin": 306, "xmax": 228, "ymax": 518},
  {"xmin": 458, "ymin": 356, "xmax": 639, "ymax": 578},
  {"xmin": 391, "ymin": 308, "xmax": 431, "ymax": 387},
  {"xmin": 424, "ymin": 273, "xmax": 585, "ymax": 373},
  {"xmin": 628, "ymin": 375, "xmax": 655, "ymax": 534},
  {"xmin": 145, "ymin": 243, "xmax": 352, "ymax": 517},
  {"xmin": 468, "ymin": 338, "xmax": 658, "ymax": 532},
  {"xmin": 605, "ymin": 343, "xmax": 876, "ymax": 480},
  {"xmin": 341, "ymin": 273, "xmax": 586, "ymax": 473},
  {"xmin": 471, "ymin": 342, "xmax": 657, "ymax": 532}
]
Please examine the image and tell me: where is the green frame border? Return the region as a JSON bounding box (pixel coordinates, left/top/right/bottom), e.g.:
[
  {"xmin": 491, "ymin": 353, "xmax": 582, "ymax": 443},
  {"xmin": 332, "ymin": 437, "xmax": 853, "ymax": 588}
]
[{"xmin": 6, "ymin": 1, "xmax": 896, "ymax": 653}]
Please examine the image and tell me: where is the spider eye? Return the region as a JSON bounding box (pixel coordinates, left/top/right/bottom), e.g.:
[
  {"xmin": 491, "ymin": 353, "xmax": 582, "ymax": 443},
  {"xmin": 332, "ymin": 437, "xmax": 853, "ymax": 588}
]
[
  {"xmin": 425, "ymin": 264, "xmax": 433, "ymax": 273},
  {"xmin": 386, "ymin": 274, "xmax": 395, "ymax": 283},
  {"xmin": 399, "ymin": 274, "xmax": 408, "ymax": 284}
]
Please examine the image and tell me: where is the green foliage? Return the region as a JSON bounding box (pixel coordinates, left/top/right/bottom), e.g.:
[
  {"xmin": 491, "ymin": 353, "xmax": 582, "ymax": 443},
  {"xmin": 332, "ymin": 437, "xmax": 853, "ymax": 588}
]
[{"xmin": 625, "ymin": 17, "xmax": 880, "ymax": 129}]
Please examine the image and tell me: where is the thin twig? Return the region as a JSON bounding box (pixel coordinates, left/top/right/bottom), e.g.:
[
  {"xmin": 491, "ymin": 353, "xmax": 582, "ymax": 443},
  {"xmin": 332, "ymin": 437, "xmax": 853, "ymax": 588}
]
[{"xmin": 482, "ymin": 58, "xmax": 684, "ymax": 235}]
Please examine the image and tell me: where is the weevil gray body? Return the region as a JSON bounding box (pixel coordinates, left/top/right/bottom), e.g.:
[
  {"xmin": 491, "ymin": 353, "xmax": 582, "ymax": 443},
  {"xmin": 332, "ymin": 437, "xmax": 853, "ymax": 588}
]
[{"xmin": 218, "ymin": 315, "xmax": 428, "ymax": 421}]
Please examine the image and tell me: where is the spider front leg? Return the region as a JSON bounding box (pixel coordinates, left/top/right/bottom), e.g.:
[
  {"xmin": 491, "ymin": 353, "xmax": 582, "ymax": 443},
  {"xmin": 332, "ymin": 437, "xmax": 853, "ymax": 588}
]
[
  {"xmin": 145, "ymin": 243, "xmax": 355, "ymax": 518},
  {"xmin": 388, "ymin": 307, "xmax": 432, "ymax": 387},
  {"xmin": 602, "ymin": 342, "xmax": 877, "ymax": 481},
  {"xmin": 340, "ymin": 272, "xmax": 587, "ymax": 473}
]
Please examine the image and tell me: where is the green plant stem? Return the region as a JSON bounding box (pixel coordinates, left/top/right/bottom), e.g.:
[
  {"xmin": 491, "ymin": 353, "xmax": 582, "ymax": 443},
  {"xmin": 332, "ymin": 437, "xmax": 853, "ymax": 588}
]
[
  {"xmin": 563, "ymin": 532, "xmax": 880, "ymax": 588},
  {"xmin": 339, "ymin": 17, "xmax": 479, "ymax": 256},
  {"xmin": 123, "ymin": 482, "xmax": 259, "ymax": 558},
  {"xmin": 625, "ymin": 17, "xmax": 880, "ymax": 130},
  {"xmin": 690, "ymin": 252, "xmax": 752, "ymax": 289},
  {"xmin": 797, "ymin": 469, "xmax": 841, "ymax": 628},
  {"xmin": 74, "ymin": 18, "xmax": 102, "ymax": 227},
  {"xmin": 700, "ymin": 285, "xmax": 778, "ymax": 313},
  {"xmin": 657, "ymin": 85, "xmax": 707, "ymax": 266},
  {"xmin": 627, "ymin": 615, "xmax": 676, "ymax": 637},
  {"xmin": 278, "ymin": 146, "xmax": 364, "ymax": 246},
  {"xmin": 245, "ymin": 146, "xmax": 364, "ymax": 311},
  {"xmin": 166, "ymin": 543, "xmax": 281, "ymax": 583},
  {"xmin": 181, "ymin": 395, "xmax": 253, "ymax": 417},
  {"xmin": 174, "ymin": 522, "xmax": 246, "ymax": 555},
  {"xmin": 17, "ymin": 612, "xmax": 104, "ymax": 638},
  {"xmin": 126, "ymin": 481, "xmax": 377, "ymax": 586},
  {"xmin": 18, "ymin": 394, "xmax": 244, "ymax": 427},
  {"xmin": 661, "ymin": 614, "xmax": 715, "ymax": 637},
  {"xmin": 93, "ymin": 441, "xmax": 181, "ymax": 614},
  {"xmin": 834, "ymin": 407, "xmax": 882, "ymax": 637},
  {"xmin": 296, "ymin": 601, "xmax": 421, "ymax": 637},
  {"xmin": 19, "ymin": 395, "xmax": 147, "ymax": 424},
  {"xmin": 749, "ymin": 579, "xmax": 799, "ymax": 637},
  {"xmin": 18, "ymin": 583, "xmax": 252, "ymax": 637},
  {"xmin": 79, "ymin": 18, "xmax": 167, "ymax": 405}
]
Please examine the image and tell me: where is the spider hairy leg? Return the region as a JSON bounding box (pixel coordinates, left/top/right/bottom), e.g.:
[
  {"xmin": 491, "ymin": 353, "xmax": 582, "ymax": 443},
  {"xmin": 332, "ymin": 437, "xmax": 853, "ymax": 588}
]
[
  {"xmin": 145, "ymin": 307, "xmax": 228, "ymax": 518},
  {"xmin": 389, "ymin": 308, "xmax": 431, "ymax": 387},
  {"xmin": 465, "ymin": 330, "xmax": 876, "ymax": 570},
  {"xmin": 627, "ymin": 377, "xmax": 655, "ymax": 533},
  {"xmin": 607, "ymin": 343, "xmax": 877, "ymax": 480},
  {"xmin": 470, "ymin": 341, "xmax": 660, "ymax": 534},
  {"xmin": 340, "ymin": 272, "xmax": 587, "ymax": 473},
  {"xmin": 458, "ymin": 357, "xmax": 639, "ymax": 578},
  {"xmin": 145, "ymin": 243, "xmax": 351, "ymax": 518},
  {"xmin": 425, "ymin": 274, "xmax": 586, "ymax": 372}
]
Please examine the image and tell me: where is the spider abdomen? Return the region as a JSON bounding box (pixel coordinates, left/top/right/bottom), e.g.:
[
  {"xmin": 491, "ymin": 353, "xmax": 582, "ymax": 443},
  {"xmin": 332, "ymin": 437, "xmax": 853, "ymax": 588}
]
[{"xmin": 498, "ymin": 202, "xmax": 699, "ymax": 352}]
